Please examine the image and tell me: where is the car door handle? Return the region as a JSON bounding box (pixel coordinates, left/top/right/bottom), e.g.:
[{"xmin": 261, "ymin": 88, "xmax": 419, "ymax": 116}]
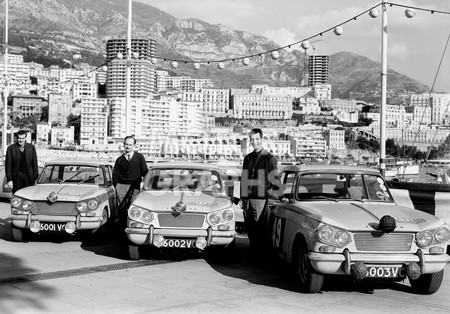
[{"xmin": 268, "ymin": 205, "xmax": 276, "ymax": 210}]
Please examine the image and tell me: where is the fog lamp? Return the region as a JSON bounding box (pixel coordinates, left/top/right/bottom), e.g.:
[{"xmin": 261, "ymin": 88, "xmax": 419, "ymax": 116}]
[
  {"xmin": 429, "ymin": 246, "xmax": 445, "ymax": 254},
  {"xmin": 12, "ymin": 209, "xmax": 27, "ymax": 215},
  {"xmin": 406, "ymin": 263, "xmax": 421, "ymax": 280},
  {"xmin": 318, "ymin": 245, "xmax": 336, "ymax": 252},
  {"xmin": 196, "ymin": 237, "xmax": 207, "ymax": 250},
  {"xmin": 153, "ymin": 235, "xmax": 164, "ymax": 248},
  {"xmin": 379, "ymin": 215, "xmax": 396, "ymax": 233},
  {"xmin": 30, "ymin": 221, "xmax": 41, "ymax": 233},
  {"xmin": 65, "ymin": 222, "xmax": 76, "ymax": 234},
  {"xmin": 351, "ymin": 262, "xmax": 367, "ymax": 281},
  {"xmin": 218, "ymin": 224, "xmax": 230, "ymax": 231}
]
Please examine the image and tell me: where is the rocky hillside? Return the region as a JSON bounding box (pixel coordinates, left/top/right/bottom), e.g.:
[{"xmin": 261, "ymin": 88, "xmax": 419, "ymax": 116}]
[{"xmin": 1, "ymin": 0, "xmax": 429, "ymax": 102}]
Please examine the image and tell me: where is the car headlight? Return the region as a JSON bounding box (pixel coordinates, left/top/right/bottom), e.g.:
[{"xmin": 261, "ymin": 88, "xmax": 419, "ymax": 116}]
[
  {"xmin": 221, "ymin": 209, "xmax": 234, "ymax": 223},
  {"xmin": 77, "ymin": 198, "xmax": 100, "ymax": 213},
  {"xmin": 11, "ymin": 197, "xmax": 35, "ymax": 211},
  {"xmin": 335, "ymin": 230, "xmax": 351, "ymax": 246},
  {"xmin": 128, "ymin": 206, "xmax": 154, "ymax": 224},
  {"xmin": 207, "ymin": 208, "xmax": 234, "ymax": 226},
  {"xmin": 317, "ymin": 225, "xmax": 333, "ymax": 242},
  {"xmin": 208, "ymin": 212, "xmax": 221, "ymax": 225},
  {"xmin": 416, "ymin": 230, "xmax": 434, "ymax": 247},
  {"xmin": 435, "ymin": 227, "xmax": 450, "ymax": 243},
  {"xmin": 416, "ymin": 227, "xmax": 450, "ymax": 247},
  {"xmin": 317, "ymin": 224, "xmax": 351, "ymax": 248}
]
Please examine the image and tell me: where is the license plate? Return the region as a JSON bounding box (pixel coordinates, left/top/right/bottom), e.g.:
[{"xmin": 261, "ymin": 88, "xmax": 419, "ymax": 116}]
[
  {"xmin": 366, "ymin": 266, "xmax": 400, "ymax": 278},
  {"xmin": 163, "ymin": 239, "xmax": 195, "ymax": 248},
  {"xmin": 40, "ymin": 223, "xmax": 66, "ymax": 232}
]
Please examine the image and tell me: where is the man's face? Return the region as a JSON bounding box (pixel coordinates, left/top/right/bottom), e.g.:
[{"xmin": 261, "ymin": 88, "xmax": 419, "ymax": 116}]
[
  {"xmin": 124, "ymin": 138, "xmax": 135, "ymax": 153},
  {"xmin": 17, "ymin": 134, "xmax": 26, "ymax": 148},
  {"xmin": 249, "ymin": 132, "xmax": 262, "ymax": 152}
]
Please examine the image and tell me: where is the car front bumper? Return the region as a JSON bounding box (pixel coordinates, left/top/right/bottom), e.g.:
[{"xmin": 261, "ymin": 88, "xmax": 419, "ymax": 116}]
[
  {"xmin": 125, "ymin": 225, "xmax": 235, "ymax": 247},
  {"xmin": 309, "ymin": 249, "xmax": 450, "ymax": 275},
  {"xmin": 11, "ymin": 213, "xmax": 105, "ymax": 231}
]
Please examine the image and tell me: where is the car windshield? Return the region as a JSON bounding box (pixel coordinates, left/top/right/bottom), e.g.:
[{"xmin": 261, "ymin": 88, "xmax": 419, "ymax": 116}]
[
  {"xmin": 146, "ymin": 168, "xmax": 224, "ymax": 194},
  {"xmin": 296, "ymin": 173, "xmax": 393, "ymax": 202},
  {"xmin": 38, "ymin": 165, "xmax": 105, "ymax": 185}
]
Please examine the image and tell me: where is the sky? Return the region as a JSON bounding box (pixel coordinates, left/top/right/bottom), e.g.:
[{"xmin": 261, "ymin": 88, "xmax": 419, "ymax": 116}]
[{"xmin": 136, "ymin": 0, "xmax": 450, "ymax": 92}]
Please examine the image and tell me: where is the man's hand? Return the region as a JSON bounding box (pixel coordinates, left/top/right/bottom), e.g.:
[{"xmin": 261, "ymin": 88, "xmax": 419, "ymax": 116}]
[{"xmin": 6, "ymin": 181, "xmax": 13, "ymax": 189}]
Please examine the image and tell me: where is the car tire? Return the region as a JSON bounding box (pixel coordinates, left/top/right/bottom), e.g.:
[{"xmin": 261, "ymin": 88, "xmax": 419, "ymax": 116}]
[
  {"xmin": 295, "ymin": 244, "xmax": 324, "ymax": 293},
  {"xmin": 410, "ymin": 270, "xmax": 444, "ymax": 294},
  {"xmin": 128, "ymin": 244, "xmax": 140, "ymax": 260},
  {"xmin": 12, "ymin": 226, "xmax": 31, "ymax": 242}
]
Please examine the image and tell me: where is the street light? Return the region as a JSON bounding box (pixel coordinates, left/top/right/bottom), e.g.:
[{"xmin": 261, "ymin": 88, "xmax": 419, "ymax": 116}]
[{"xmin": 2, "ymin": 0, "xmax": 9, "ymax": 161}]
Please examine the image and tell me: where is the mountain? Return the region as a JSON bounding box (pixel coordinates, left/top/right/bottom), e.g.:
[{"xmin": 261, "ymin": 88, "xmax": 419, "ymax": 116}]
[{"xmin": 1, "ymin": 0, "xmax": 429, "ymax": 102}]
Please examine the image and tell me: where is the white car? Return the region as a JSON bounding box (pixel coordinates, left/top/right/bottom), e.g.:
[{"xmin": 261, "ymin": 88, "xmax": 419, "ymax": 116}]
[
  {"xmin": 126, "ymin": 162, "xmax": 236, "ymax": 260},
  {"xmin": 10, "ymin": 160, "xmax": 118, "ymax": 242}
]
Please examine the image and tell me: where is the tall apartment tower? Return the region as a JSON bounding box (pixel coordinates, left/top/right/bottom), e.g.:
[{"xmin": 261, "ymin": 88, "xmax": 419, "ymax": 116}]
[
  {"xmin": 308, "ymin": 55, "xmax": 330, "ymax": 86},
  {"xmin": 105, "ymin": 38, "xmax": 157, "ymax": 98}
]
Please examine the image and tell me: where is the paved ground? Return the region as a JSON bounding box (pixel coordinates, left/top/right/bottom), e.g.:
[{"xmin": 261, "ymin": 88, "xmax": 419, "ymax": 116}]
[{"xmin": 1, "ymin": 199, "xmax": 450, "ymax": 314}]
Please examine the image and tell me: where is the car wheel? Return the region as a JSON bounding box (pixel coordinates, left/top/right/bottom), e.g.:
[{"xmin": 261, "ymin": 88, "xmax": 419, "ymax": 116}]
[
  {"xmin": 11, "ymin": 226, "xmax": 31, "ymax": 242},
  {"xmin": 128, "ymin": 244, "xmax": 140, "ymax": 260},
  {"xmin": 410, "ymin": 270, "xmax": 444, "ymax": 294},
  {"xmin": 295, "ymin": 244, "xmax": 324, "ymax": 293}
]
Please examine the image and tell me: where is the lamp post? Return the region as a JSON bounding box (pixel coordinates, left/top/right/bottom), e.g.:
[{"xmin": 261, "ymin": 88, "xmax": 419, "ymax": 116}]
[
  {"xmin": 379, "ymin": 0, "xmax": 388, "ymax": 177},
  {"xmin": 125, "ymin": 0, "xmax": 132, "ymax": 136},
  {"xmin": 2, "ymin": 0, "xmax": 9, "ymax": 161}
]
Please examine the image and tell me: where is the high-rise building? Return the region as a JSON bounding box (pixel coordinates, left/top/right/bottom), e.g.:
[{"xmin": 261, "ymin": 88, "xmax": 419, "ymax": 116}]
[
  {"xmin": 105, "ymin": 38, "xmax": 157, "ymax": 98},
  {"xmin": 308, "ymin": 55, "xmax": 329, "ymax": 86}
]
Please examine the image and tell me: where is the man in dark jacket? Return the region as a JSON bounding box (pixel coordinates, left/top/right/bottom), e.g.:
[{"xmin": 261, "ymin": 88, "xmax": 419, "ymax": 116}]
[
  {"xmin": 5, "ymin": 130, "xmax": 39, "ymax": 194},
  {"xmin": 113, "ymin": 136, "xmax": 148, "ymax": 211},
  {"xmin": 240, "ymin": 128, "xmax": 281, "ymax": 263}
]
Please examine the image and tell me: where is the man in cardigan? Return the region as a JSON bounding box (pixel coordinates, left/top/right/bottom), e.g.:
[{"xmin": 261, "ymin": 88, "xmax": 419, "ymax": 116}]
[
  {"xmin": 5, "ymin": 130, "xmax": 39, "ymax": 194},
  {"xmin": 113, "ymin": 136, "xmax": 148, "ymax": 214},
  {"xmin": 240, "ymin": 128, "xmax": 281, "ymax": 264}
]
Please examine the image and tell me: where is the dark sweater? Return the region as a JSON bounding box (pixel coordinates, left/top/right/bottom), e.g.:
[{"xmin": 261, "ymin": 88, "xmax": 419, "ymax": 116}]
[
  {"xmin": 240, "ymin": 149, "xmax": 279, "ymax": 199},
  {"xmin": 112, "ymin": 152, "xmax": 148, "ymax": 188}
]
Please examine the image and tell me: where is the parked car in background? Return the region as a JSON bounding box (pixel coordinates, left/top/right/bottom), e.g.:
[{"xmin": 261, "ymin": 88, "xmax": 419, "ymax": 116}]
[
  {"xmin": 263, "ymin": 165, "xmax": 450, "ymax": 294},
  {"xmin": 10, "ymin": 160, "xmax": 118, "ymax": 242},
  {"xmin": 126, "ymin": 162, "xmax": 236, "ymax": 260},
  {"xmin": 0, "ymin": 166, "xmax": 13, "ymax": 200}
]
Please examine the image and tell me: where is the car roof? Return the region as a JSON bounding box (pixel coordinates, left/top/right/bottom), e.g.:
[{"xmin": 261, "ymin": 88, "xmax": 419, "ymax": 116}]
[
  {"xmin": 44, "ymin": 159, "xmax": 111, "ymax": 167},
  {"xmin": 149, "ymin": 162, "xmax": 220, "ymax": 170},
  {"xmin": 281, "ymin": 164, "xmax": 381, "ymax": 175}
]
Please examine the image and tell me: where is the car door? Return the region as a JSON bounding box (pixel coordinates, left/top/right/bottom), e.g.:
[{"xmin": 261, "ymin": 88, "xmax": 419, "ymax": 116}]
[
  {"xmin": 104, "ymin": 165, "xmax": 118, "ymax": 219},
  {"xmin": 266, "ymin": 170, "xmax": 297, "ymax": 258}
]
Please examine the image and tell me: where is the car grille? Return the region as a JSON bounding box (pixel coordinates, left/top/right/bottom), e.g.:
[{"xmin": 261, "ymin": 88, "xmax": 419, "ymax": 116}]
[
  {"xmin": 353, "ymin": 233, "xmax": 413, "ymax": 251},
  {"xmin": 34, "ymin": 201, "xmax": 77, "ymax": 215},
  {"xmin": 157, "ymin": 214, "xmax": 205, "ymax": 228}
]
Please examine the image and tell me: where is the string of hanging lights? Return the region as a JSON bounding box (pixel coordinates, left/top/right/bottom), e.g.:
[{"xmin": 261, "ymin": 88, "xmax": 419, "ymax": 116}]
[{"xmin": 64, "ymin": 1, "xmax": 450, "ymax": 82}]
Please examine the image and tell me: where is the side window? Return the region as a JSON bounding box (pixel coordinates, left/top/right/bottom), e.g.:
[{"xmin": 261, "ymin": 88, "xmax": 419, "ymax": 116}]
[
  {"xmin": 280, "ymin": 172, "xmax": 295, "ymax": 198},
  {"xmin": 364, "ymin": 175, "xmax": 393, "ymax": 201}
]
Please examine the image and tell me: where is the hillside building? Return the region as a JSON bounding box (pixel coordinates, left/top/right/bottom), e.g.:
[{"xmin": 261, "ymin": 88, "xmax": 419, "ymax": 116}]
[{"xmin": 308, "ymin": 55, "xmax": 329, "ymax": 86}]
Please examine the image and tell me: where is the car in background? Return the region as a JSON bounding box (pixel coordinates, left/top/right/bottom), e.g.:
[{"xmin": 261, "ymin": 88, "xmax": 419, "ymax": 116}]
[
  {"xmin": 126, "ymin": 162, "xmax": 236, "ymax": 260},
  {"xmin": 10, "ymin": 160, "xmax": 118, "ymax": 242},
  {"xmin": 0, "ymin": 166, "xmax": 13, "ymax": 200},
  {"xmin": 263, "ymin": 165, "xmax": 450, "ymax": 294}
]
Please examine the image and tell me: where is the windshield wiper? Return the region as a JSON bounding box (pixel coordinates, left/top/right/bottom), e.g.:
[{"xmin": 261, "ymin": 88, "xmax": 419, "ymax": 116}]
[
  {"xmin": 308, "ymin": 195, "xmax": 338, "ymax": 202},
  {"xmin": 171, "ymin": 177, "xmax": 195, "ymax": 191},
  {"xmin": 59, "ymin": 170, "xmax": 83, "ymax": 184},
  {"xmin": 78, "ymin": 174, "xmax": 100, "ymax": 185}
]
